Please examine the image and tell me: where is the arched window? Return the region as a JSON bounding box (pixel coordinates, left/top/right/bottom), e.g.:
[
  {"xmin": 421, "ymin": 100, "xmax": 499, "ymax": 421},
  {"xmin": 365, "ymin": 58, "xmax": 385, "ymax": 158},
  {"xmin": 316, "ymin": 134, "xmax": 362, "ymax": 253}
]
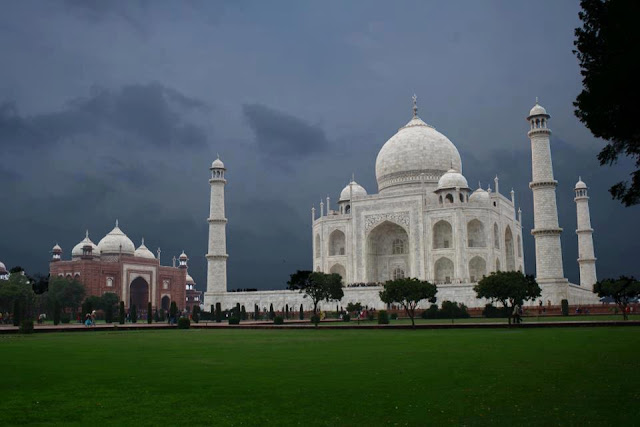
[
  {"xmin": 345, "ymin": 205, "xmax": 351, "ymax": 214},
  {"xmin": 392, "ymin": 239, "xmax": 404, "ymax": 254},
  {"xmin": 505, "ymin": 226, "xmax": 515, "ymax": 271},
  {"xmin": 495, "ymin": 258, "xmax": 501, "ymax": 271},
  {"xmin": 106, "ymin": 277, "xmax": 113, "ymax": 287},
  {"xmin": 329, "ymin": 230, "xmax": 346, "ymax": 256},
  {"xmin": 493, "ymin": 223, "xmax": 500, "ymax": 248},
  {"xmin": 330, "ymin": 263, "xmax": 346, "ymax": 281},
  {"xmin": 433, "ymin": 220, "xmax": 453, "ymax": 249},
  {"xmin": 393, "ymin": 267, "xmax": 405, "ymax": 280},
  {"xmin": 467, "ymin": 219, "xmax": 486, "ymax": 248},
  {"xmin": 445, "ymin": 194, "xmax": 454, "ymax": 203},
  {"xmin": 459, "ymin": 193, "xmax": 464, "ymax": 203},
  {"xmin": 468, "ymin": 256, "xmax": 487, "ymax": 283},
  {"xmin": 315, "ymin": 234, "xmax": 321, "ymax": 258},
  {"xmin": 439, "ymin": 195, "xmax": 443, "ymax": 205},
  {"xmin": 517, "ymin": 235, "xmax": 522, "ymax": 258},
  {"xmin": 434, "ymin": 257, "xmax": 454, "ymax": 284}
]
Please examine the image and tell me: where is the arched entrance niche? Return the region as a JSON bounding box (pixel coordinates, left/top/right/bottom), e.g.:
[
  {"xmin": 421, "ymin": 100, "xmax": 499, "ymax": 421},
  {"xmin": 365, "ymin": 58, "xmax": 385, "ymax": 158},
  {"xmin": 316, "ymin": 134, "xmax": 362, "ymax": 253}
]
[
  {"xmin": 433, "ymin": 220, "xmax": 453, "ymax": 249},
  {"xmin": 329, "ymin": 263, "xmax": 346, "ymax": 282},
  {"xmin": 505, "ymin": 226, "xmax": 515, "ymax": 271},
  {"xmin": 366, "ymin": 221, "xmax": 409, "ymax": 283},
  {"xmin": 467, "ymin": 219, "xmax": 486, "ymax": 247},
  {"xmin": 495, "ymin": 258, "xmax": 501, "ymax": 272},
  {"xmin": 161, "ymin": 295, "xmax": 170, "ymax": 311},
  {"xmin": 328, "ymin": 230, "xmax": 346, "ymax": 256},
  {"xmin": 434, "ymin": 257, "xmax": 454, "ymax": 284},
  {"xmin": 130, "ymin": 277, "xmax": 149, "ymax": 309},
  {"xmin": 468, "ymin": 256, "xmax": 486, "ymax": 282}
]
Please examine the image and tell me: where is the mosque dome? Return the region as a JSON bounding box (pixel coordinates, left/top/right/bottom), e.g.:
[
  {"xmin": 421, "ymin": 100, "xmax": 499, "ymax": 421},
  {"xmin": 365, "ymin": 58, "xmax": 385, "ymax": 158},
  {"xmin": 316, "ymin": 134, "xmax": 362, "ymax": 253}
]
[
  {"xmin": 375, "ymin": 110, "xmax": 462, "ymax": 192},
  {"xmin": 211, "ymin": 158, "xmax": 225, "ymax": 169},
  {"xmin": 437, "ymin": 169, "xmax": 469, "ymax": 190},
  {"xmin": 97, "ymin": 221, "xmax": 135, "ymax": 256},
  {"xmin": 528, "ymin": 102, "xmax": 548, "ymax": 117},
  {"xmin": 339, "ymin": 181, "xmax": 367, "ymax": 202},
  {"xmin": 469, "ymin": 187, "xmax": 490, "ymax": 204},
  {"xmin": 575, "ymin": 177, "xmax": 587, "ymax": 190},
  {"xmin": 186, "ymin": 274, "xmax": 195, "ymax": 284},
  {"xmin": 0, "ymin": 261, "xmax": 7, "ymax": 274},
  {"xmin": 179, "ymin": 251, "xmax": 188, "ymax": 260},
  {"xmin": 71, "ymin": 232, "xmax": 100, "ymax": 258},
  {"xmin": 52, "ymin": 243, "xmax": 62, "ymax": 252},
  {"xmin": 134, "ymin": 239, "xmax": 155, "ymax": 259}
]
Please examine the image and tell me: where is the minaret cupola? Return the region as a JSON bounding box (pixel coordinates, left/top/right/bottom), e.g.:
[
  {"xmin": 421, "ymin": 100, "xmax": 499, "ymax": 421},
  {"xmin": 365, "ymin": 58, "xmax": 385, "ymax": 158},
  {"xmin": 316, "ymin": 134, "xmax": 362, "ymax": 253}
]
[
  {"xmin": 179, "ymin": 250, "xmax": 189, "ymax": 269},
  {"xmin": 52, "ymin": 243, "xmax": 62, "ymax": 262}
]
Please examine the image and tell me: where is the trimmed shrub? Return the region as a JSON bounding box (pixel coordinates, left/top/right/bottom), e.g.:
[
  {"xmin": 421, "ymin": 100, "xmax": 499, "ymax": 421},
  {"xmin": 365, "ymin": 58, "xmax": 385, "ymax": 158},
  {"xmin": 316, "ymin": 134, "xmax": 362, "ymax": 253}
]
[
  {"xmin": 131, "ymin": 305, "xmax": 138, "ymax": 323},
  {"xmin": 169, "ymin": 301, "xmax": 178, "ymax": 323},
  {"xmin": 20, "ymin": 319, "xmax": 34, "ymax": 334},
  {"xmin": 269, "ymin": 303, "xmax": 275, "ymax": 320},
  {"xmin": 53, "ymin": 300, "xmax": 61, "ymax": 325},
  {"xmin": 12, "ymin": 299, "xmax": 20, "ymax": 326},
  {"xmin": 240, "ymin": 305, "xmax": 247, "ymax": 321},
  {"xmin": 215, "ymin": 302, "xmax": 222, "ymax": 323},
  {"xmin": 367, "ymin": 312, "xmax": 375, "ymax": 321},
  {"xmin": 274, "ymin": 316, "xmax": 284, "ymax": 325},
  {"xmin": 439, "ymin": 301, "xmax": 471, "ymax": 319},
  {"xmin": 192, "ymin": 305, "xmax": 200, "ymax": 323},
  {"xmin": 61, "ymin": 314, "xmax": 71, "ymax": 324},
  {"xmin": 147, "ymin": 302, "xmax": 152, "ymax": 324},
  {"xmin": 299, "ymin": 304, "xmax": 304, "ymax": 320},
  {"xmin": 153, "ymin": 309, "xmax": 160, "ymax": 323},
  {"xmin": 390, "ymin": 313, "xmax": 398, "ymax": 320},
  {"xmin": 105, "ymin": 305, "xmax": 113, "ymax": 324},
  {"xmin": 482, "ymin": 304, "xmax": 508, "ymax": 318},
  {"xmin": 254, "ymin": 304, "xmax": 259, "ymax": 320},
  {"xmin": 421, "ymin": 304, "xmax": 439, "ymax": 319},
  {"xmin": 81, "ymin": 300, "xmax": 92, "ymax": 319},
  {"xmin": 177, "ymin": 317, "xmax": 190, "ymax": 329},
  {"xmin": 228, "ymin": 317, "xmax": 240, "ymax": 325},
  {"xmin": 342, "ymin": 314, "xmax": 351, "ymax": 322},
  {"xmin": 561, "ymin": 299, "xmax": 569, "ymax": 316},
  {"xmin": 377, "ymin": 310, "xmax": 389, "ymax": 324},
  {"xmin": 310, "ymin": 314, "xmax": 320, "ymax": 326},
  {"xmin": 119, "ymin": 301, "xmax": 125, "ymax": 324}
]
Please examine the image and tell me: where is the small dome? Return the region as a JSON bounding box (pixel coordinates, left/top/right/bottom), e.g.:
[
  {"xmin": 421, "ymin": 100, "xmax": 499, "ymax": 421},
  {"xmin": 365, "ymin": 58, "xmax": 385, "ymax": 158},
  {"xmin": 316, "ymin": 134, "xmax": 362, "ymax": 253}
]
[
  {"xmin": 71, "ymin": 232, "xmax": 100, "ymax": 258},
  {"xmin": 339, "ymin": 181, "xmax": 367, "ymax": 202},
  {"xmin": 134, "ymin": 238, "xmax": 155, "ymax": 259},
  {"xmin": 179, "ymin": 251, "xmax": 188, "ymax": 260},
  {"xmin": 0, "ymin": 261, "xmax": 7, "ymax": 274},
  {"xmin": 469, "ymin": 187, "xmax": 490, "ymax": 204},
  {"xmin": 575, "ymin": 177, "xmax": 587, "ymax": 190},
  {"xmin": 52, "ymin": 244, "xmax": 62, "ymax": 252},
  {"xmin": 211, "ymin": 157, "xmax": 225, "ymax": 169},
  {"xmin": 186, "ymin": 274, "xmax": 195, "ymax": 284},
  {"xmin": 529, "ymin": 102, "xmax": 548, "ymax": 117},
  {"xmin": 437, "ymin": 169, "xmax": 469, "ymax": 190},
  {"xmin": 97, "ymin": 221, "xmax": 135, "ymax": 256}
]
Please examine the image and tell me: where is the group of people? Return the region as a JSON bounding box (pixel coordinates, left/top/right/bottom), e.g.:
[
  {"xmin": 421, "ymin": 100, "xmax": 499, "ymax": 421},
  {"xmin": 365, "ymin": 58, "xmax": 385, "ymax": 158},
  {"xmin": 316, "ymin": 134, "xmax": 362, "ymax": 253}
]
[
  {"xmin": 0, "ymin": 312, "xmax": 10, "ymax": 324},
  {"xmin": 84, "ymin": 310, "xmax": 96, "ymax": 327}
]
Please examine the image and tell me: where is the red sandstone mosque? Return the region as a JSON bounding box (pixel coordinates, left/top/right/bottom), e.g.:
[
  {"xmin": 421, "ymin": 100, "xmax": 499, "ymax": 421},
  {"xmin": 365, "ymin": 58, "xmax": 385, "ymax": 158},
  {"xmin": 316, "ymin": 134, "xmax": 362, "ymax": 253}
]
[{"xmin": 49, "ymin": 221, "xmax": 201, "ymax": 311}]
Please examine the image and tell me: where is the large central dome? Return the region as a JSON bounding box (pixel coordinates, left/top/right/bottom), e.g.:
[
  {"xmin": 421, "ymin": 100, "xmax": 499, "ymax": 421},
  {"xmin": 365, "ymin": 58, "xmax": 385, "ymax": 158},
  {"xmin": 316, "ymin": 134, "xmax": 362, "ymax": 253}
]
[{"xmin": 375, "ymin": 113, "xmax": 462, "ymax": 193}]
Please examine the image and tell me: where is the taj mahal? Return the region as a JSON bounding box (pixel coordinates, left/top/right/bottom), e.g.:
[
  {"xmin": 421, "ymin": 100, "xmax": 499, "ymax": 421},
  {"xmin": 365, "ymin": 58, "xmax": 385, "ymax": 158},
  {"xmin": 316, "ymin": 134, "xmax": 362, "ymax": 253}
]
[{"xmin": 204, "ymin": 97, "xmax": 599, "ymax": 310}]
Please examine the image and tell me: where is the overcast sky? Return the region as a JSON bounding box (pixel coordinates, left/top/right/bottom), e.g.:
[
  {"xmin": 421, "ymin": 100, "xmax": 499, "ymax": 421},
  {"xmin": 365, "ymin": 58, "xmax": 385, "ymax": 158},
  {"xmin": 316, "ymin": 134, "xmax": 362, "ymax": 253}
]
[{"xmin": 1, "ymin": 0, "xmax": 637, "ymax": 290}]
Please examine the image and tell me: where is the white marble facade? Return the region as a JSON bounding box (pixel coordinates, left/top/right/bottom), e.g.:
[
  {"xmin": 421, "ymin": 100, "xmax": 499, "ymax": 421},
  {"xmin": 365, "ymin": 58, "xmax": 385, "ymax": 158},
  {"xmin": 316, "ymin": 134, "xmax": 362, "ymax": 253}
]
[{"xmin": 205, "ymin": 99, "xmax": 599, "ymax": 310}]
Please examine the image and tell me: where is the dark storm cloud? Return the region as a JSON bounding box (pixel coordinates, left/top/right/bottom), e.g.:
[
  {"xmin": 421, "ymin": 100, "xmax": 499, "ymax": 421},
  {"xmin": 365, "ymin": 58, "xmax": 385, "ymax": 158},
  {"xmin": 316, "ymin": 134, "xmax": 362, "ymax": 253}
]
[
  {"xmin": 243, "ymin": 103, "xmax": 330, "ymax": 158},
  {"xmin": 0, "ymin": 83, "xmax": 209, "ymax": 150}
]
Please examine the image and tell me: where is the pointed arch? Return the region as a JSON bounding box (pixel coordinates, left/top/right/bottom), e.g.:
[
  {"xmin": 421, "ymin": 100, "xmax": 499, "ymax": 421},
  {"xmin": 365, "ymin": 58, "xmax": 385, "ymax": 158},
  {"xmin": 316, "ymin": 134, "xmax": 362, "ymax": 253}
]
[
  {"xmin": 329, "ymin": 263, "xmax": 346, "ymax": 281},
  {"xmin": 328, "ymin": 230, "xmax": 346, "ymax": 256},
  {"xmin": 433, "ymin": 220, "xmax": 453, "ymax": 249},
  {"xmin": 366, "ymin": 221, "xmax": 409, "ymax": 283},
  {"xmin": 467, "ymin": 219, "xmax": 486, "ymax": 248},
  {"xmin": 495, "ymin": 258, "xmax": 501, "ymax": 272},
  {"xmin": 314, "ymin": 234, "xmax": 321, "ymax": 258},
  {"xmin": 434, "ymin": 257, "xmax": 454, "ymax": 284},
  {"xmin": 517, "ymin": 234, "xmax": 522, "ymax": 258},
  {"xmin": 469, "ymin": 256, "xmax": 487, "ymax": 282},
  {"xmin": 505, "ymin": 226, "xmax": 515, "ymax": 271},
  {"xmin": 493, "ymin": 223, "xmax": 500, "ymax": 248}
]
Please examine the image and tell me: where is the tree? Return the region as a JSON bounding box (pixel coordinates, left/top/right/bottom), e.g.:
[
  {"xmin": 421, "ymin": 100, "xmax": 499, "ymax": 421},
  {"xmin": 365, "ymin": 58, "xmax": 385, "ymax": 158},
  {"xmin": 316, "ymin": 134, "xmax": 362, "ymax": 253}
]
[
  {"xmin": 573, "ymin": 0, "xmax": 640, "ymax": 206},
  {"xmin": 593, "ymin": 276, "xmax": 640, "ymax": 320},
  {"xmin": 299, "ymin": 303, "xmax": 304, "ymax": 320},
  {"xmin": 53, "ymin": 300, "xmax": 61, "ymax": 325},
  {"xmin": 147, "ymin": 302, "xmax": 153, "ymax": 324},
  {"xmin": 31, "ymin": 273, "xmax": 49, "ymax": 295},
  {"xmin": 346, "ymin": 302, "xmax": 362, "ymax": 316},
  {"xmin": 169, "ymin": 301, "xmax": 178, "ymax": 324},
  {"xmin": 48, "ymin": 277, "xmax": 85, "ymax": 313},
  {"xmin": 215, "ymin": 302, "xmax": 222, "ymax": 323},
  {"xmin": 288, "ymin": 270, "xmax": 344, "ymax": 315},
  {"xmin": 131, "ymin": 304, "xmax": 138, "ymax": 323},
  {"xmin": 379, "ymin": 278, "xmax": 437, "ymax": 327},
  {"xmin": 0, "ymin": 273, "xmax": 34, "ymax": 319},
  {"xmin": 192, "ymin": 305, "xmax": 200, "ymax": 323},
  {"xmin": 269, "ymin": 303, "xmax": 275, "ymax": 320},
  {"xmin": 474, "ymin": 271, "xmax": 541, "ymax": 324},
  {"xmin": 101, "ymin": 293, "xmax": 118, "ymax": 323}
]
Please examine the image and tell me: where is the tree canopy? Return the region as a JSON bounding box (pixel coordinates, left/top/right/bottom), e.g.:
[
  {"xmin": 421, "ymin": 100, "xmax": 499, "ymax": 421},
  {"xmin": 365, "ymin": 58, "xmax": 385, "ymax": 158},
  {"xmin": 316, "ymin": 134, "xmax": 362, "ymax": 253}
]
[
  {"xmin": 574, "ymin": 0, "xmax": 640, "ymax": 206},
  {"xmin": 474, "ymin": 271, "xmax": 540, "ymax": 323},
  {"xmin": 0, "ymin": 273, "xmax": 34, "ymax": 313},
  {"xmin": 47, "ymin": 277, "xmax": 85, "ymax": 312},
  {"xmin": 287, "ymin": 270, "xmax": 343, "ymax": 314},
  {"xmin": 593, "ymin": 276, "xmax": 640, "ymax": 320},
  {"xmin": 379, "ymin": 278, "xmax": 437, "ymax": 327}
]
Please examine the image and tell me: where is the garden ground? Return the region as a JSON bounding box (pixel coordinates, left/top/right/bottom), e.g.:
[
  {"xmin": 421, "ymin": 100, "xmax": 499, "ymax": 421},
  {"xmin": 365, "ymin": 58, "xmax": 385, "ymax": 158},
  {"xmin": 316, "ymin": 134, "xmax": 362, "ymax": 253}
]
[{"xmin": 2, "ymin": 327, "xmax": 639, "ymax": 425}]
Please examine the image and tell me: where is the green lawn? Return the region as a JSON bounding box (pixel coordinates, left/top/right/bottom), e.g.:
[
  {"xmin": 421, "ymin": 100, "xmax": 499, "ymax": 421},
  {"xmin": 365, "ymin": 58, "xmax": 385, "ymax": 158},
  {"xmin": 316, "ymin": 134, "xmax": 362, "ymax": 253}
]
[{"xmin": 2, "ymin": 328, "xmax": 639, "ymax": 425}]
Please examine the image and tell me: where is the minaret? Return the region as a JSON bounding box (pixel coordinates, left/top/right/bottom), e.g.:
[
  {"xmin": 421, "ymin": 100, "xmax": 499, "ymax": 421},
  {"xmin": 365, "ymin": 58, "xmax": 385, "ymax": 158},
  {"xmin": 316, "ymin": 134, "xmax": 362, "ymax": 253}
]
[
  {"xmin": 574, "ymin": 178, "xmax": 597, "ymax": 288},
  {"xmin": 527, "ymin": 101, "xmax": 567, "ymax": 291},
  {"xmin": 206, "ymin": 156, "xmax": 228, "ymax": 294}
]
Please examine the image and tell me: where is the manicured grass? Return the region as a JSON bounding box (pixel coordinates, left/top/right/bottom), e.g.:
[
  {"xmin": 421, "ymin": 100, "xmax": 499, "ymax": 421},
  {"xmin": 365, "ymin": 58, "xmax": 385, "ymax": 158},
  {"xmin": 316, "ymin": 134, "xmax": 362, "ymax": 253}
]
[{"xmin": 2, "ymin": 328, "xmax": 639, "ymax": 425}]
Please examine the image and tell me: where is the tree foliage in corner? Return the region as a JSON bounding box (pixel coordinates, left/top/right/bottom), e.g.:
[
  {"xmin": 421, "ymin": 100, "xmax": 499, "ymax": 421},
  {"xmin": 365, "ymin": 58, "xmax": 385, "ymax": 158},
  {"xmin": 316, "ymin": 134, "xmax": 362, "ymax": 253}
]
[
  {"xmin": 574, "ymin": 0, "xmax": 640, "ymax": 206},
  {"xmin": 287, "ymin": 270, "xmax": 344, "ymax": 315},
  {"xmin": 379, "ymin": 278, "xmax": 437, "ymax": 327},
  {"xmin": 593, "ymin": 276, "xmax": 640, "ymax": 320},
  {"xmin": 474, "ymin": 271, "xmax": 540, "ymax": 324}
]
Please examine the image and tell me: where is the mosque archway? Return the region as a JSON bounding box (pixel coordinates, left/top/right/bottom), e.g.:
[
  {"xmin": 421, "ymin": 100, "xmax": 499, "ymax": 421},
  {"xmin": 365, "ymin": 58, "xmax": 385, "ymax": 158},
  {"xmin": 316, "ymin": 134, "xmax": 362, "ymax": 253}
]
[
  {"xmin": 505, "ymin": 226, "xmax": 515, "ymax": 271},
  {"xmin": 129, "ymin": 277, "xmax": 149, "ymax": 309},
  {"xmin": 467, "ymin": 219, "xmax": 486, "ymax": 248},
  {"xmin": 328, "ymin": 230, "xmax": 346, "ymax": 256},
  {"xmin": 315, "ymin": 234, "xmax": 320, "ymax": 258},
  {"xmin": 435, "ymin": 257, "xmax": 454, "ymax": 284},
  {"xmin": 433, "ymin": 220, "xmax": 453, "ymax": 249},
  {"xmin": 366, "ymin": 221, "xmax": 409, "ymax": 283},
  {"xmin": 468, "ymin": 256, "xmax": 487, "ymax": 282},
  {"xmin": 329, "ymin": 263, "xmax": 346, "ymax": 282},
  {"xmin": 161, "ymin": 295, "xmax": 170, "ymax": 311},
  {"xmin": 493, "ymin": 223, "xmax": 500, "ymax": 248}
]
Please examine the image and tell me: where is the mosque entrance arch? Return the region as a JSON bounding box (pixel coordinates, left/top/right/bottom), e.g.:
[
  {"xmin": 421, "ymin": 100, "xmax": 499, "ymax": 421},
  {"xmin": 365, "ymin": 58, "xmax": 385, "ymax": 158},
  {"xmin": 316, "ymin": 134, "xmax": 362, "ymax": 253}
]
[
  {"xmin": 129, "ymin": 277, "xmax": 149, "ymax": 310},
  {"xmin": 366, "ymin": 221, "xmax": 409, "ymax": 283},
  {"xmin": 161, "ymin": 295, "xmax": 170, "ymax": 311}
]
